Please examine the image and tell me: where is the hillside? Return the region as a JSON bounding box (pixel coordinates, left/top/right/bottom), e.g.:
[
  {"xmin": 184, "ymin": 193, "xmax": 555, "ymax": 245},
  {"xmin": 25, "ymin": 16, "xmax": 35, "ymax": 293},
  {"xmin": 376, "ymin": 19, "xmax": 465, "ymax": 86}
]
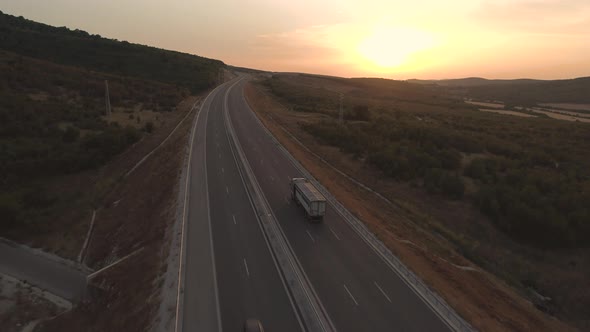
[
  {"xmin": 0, "ymin": 11, "xmax": 225, "ymax": 92},
  {"xmin": 0, "ymin": 11, "xmax": 224, "ymax": 331},
  {"xmin": 409, "ymin": 76, "xmax": 590, "ymax": 104},
  {"xmin": 0, "ymin": 48, "xmax": 189, "ymax": 251},
  {"xmin": 252, "ymin": 72, "xmax": 590, "ymax": 329},
  {"xmin": 463, "ymin": 77, "xmax": 590, "ymax": 104},
  {"xmin": 0, "ymin": 11, "xmax": 227, "ymax": 243}
]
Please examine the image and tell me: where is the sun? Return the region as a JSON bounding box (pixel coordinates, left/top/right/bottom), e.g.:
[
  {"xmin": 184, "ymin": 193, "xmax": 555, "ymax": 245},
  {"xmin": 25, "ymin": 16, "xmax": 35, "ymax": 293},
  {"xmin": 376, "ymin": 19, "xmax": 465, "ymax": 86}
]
[{"xmin": 358, "ymin": 26, "xmax": 436, "ymax": 69}]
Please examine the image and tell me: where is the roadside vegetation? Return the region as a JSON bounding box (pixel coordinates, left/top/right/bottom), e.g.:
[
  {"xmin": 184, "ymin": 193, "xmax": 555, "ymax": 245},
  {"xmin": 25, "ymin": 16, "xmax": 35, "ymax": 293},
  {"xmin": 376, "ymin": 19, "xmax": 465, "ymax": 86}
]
[
  {"xmin": 0, "ymin": 49, "xmax": 189, "ymax": 240},
  {"xmin": 259, "ymin": 73, "xmax": 590, "ymax": 329},
  {"xmin": 0, "ymin": 10, "xmax": 225, "ymax": 244}
]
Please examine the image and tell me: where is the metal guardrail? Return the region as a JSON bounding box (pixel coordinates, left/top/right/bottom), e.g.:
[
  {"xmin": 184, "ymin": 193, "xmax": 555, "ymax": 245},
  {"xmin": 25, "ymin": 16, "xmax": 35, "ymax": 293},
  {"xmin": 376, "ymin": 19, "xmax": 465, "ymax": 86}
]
[
  {"xmin": 239, "ymin": 89, "xmax": 476, "ymax": 332},
  {"xmin": 223, "ymin": 79, "xmax": 334, "ymax": 332}
]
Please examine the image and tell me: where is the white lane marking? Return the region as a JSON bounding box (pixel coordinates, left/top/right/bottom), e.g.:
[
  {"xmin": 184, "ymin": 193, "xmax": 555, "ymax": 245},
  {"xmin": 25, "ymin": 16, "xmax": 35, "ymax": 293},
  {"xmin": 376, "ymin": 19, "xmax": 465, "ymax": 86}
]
[
  {"xmin": 232, "ymin": 214, "xmax": 237, "ymax": 225},
  {"xmin": 260, "ymin": 159, "xmax": 263, "ymax": 165},
  {"xmin": 218, "ymin": 152, "xmax": 221, "ymax": 159},
  {"xmin": 270, "ymin": 176, "xmax": 274, "ymax": 182},
  {"xmin": 306, "ymin": 230, "xmax": 315, "ymax": 243},
  {"xmin": 243, "ymin": 258, "xmax": 250, "ymax": 277},
  {"xmin": 374, "ymin": 281, "xmax": 392, "ymax": 303},
  {"xmin": 226, "ymin": 186, "xmax": 229, "ymax": 194},
  {"xmin": 328, "ymin": 226, "xmax": 341, "ymax": 241},
  {"xmin": 343, "ymin": 284, "xmax": 359, "ymax": 306},
  {"xmin": 221, "ymin": 167, "xmax": 224, "ymax": 174}
]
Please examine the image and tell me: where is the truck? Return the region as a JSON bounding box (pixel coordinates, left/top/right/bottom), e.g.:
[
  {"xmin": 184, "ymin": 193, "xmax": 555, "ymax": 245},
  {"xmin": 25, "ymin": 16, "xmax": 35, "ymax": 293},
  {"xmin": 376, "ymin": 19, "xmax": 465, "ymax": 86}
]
[{"xmin": 290, "ymin": 178, "xmax": 326, "ymax": 222}]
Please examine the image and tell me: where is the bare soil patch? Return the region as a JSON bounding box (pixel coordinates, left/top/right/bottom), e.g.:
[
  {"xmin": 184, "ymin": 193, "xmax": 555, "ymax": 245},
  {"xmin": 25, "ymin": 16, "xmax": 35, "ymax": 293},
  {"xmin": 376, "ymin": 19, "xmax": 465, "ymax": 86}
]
[
  {"xmin": 531, "ymin": 108, "xmax": 590, "ymax": 123},
  {"xmin": 539, "ymin": 103, "xmax": 590, "ymax": 112},
  {"xmin": 465, "ymin": 100, "xmax": 505, "ymax": 109},
  {"xmin": 478, "ymin": 108, "xmax": 536, "ymax": 117}
]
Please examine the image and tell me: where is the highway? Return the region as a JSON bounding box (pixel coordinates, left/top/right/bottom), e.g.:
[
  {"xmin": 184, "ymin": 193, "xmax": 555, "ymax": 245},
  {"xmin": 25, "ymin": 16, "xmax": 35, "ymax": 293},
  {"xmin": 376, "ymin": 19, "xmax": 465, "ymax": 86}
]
[
  {"xmin": 182, "ymin": 80, "xmax": 301, "ymax": 332},
  {"xmin": 225, "ymin": 78, "xmax": 452, "ymax": 332},
  {"xmin": 181, "ymin": 76, "xmax": 453, "ymax": 331}
]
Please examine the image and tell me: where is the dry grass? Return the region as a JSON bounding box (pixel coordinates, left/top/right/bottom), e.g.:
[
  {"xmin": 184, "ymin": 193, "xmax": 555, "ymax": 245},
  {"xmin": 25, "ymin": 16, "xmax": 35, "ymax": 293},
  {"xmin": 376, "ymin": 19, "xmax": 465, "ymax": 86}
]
[
  {"xmin": 465, "ymin": 101, "xmax": 505, "ymax": 109},
  {"xmin": 478, "ymin": 108, "xmax": 536, "ymax": 117},
  {"xmin": 539, "ymin": 103, "xmax": 590, "ymax": 112}
]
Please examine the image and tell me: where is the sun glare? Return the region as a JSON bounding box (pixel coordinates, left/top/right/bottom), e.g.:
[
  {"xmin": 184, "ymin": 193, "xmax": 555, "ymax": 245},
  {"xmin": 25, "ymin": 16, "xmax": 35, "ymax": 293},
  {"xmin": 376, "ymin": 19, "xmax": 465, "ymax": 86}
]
[{"xmin": 357, "ymin": 26, "xmax": 436, "ymax": 70}]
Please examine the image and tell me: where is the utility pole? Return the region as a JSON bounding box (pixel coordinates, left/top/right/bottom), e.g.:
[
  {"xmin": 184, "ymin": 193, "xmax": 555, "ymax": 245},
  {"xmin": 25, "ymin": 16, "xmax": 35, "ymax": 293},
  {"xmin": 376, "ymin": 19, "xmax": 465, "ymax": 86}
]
[
  {"xmin": 338, "ymin": 92, "xmax": 344, "ymax": 124},
  {"xmin": 105, "ymin": 80, "xmax": 111, "ymax": 116}
]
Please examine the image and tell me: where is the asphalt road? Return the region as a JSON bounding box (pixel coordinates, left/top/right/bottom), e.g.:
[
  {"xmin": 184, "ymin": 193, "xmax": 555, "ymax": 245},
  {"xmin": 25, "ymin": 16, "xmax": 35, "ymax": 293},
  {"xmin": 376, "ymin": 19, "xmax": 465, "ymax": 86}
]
[
  {"xmin": 225, "ymin": 78, "xmax": 452, "ymax": 332},
  {"xmin": 0, "ymin": 239, "xmax": 87, "ymax": 302},
  {"xmin": 183, "ymin": 80, "xmax": 301, "ymax": 332}
]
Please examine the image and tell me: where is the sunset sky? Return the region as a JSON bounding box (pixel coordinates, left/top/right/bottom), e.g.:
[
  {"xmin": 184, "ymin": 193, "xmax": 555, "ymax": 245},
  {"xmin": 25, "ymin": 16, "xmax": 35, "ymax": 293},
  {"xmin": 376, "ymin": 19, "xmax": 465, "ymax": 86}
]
[{"xmin": 2, "ymin": 0, "xmax": 589, "ymax": 79}]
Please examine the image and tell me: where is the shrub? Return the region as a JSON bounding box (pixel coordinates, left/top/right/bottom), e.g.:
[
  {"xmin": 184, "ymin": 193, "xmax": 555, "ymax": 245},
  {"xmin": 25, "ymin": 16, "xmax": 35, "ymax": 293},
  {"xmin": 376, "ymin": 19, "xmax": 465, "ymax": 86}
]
[
  {"xmin": 144, "ymin": 121, "xmax": 154, "ymax": 133},
  {"xmin": 424, "ymin": 169, "xmax": 465, "ymax": 199}
]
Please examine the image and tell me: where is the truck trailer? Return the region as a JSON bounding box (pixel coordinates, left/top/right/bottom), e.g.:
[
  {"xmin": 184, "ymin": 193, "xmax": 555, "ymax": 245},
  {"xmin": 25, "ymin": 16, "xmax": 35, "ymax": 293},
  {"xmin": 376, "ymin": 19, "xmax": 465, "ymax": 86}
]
[{"xmin": 290, "ymin": 178, "xmax": 326, "ymax": 222}]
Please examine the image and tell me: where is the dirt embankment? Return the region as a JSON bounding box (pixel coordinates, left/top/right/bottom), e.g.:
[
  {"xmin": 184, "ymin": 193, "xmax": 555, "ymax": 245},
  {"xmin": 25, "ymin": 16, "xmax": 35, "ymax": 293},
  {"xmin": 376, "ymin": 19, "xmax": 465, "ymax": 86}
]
[
  {"xmin": 37, "ymin": 95, "xmax": 201, "ymax": 331},
  {"xmin": 244, "ymin": 81, "xmax": 572, "ymax": 332}
]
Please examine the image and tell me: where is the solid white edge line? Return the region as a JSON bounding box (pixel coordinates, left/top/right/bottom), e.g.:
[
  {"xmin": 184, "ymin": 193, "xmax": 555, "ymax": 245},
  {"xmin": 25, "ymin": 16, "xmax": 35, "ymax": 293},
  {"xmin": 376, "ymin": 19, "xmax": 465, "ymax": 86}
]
[{"xmin": 343, "ymin": 284, "xmax": 359, "ymax": 306}]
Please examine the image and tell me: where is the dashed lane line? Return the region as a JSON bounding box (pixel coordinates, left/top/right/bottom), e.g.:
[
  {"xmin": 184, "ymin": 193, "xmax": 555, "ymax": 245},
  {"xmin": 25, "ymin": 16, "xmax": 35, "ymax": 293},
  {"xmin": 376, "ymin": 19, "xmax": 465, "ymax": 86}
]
[{"xmin": 343, "ymin": 284, "xmax": 359, "ymax": 306}]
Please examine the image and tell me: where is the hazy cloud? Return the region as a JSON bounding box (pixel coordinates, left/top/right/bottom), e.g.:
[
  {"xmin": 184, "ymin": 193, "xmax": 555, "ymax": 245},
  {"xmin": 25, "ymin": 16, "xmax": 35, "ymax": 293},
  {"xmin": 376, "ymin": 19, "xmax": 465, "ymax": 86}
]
[
  {"xmin": 245, "ymin": 24, "xmax": 361, "ymax": 73},
  {"xmin": 474, "ymin": 0, "xmax": 590, "ymax": 34}
]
